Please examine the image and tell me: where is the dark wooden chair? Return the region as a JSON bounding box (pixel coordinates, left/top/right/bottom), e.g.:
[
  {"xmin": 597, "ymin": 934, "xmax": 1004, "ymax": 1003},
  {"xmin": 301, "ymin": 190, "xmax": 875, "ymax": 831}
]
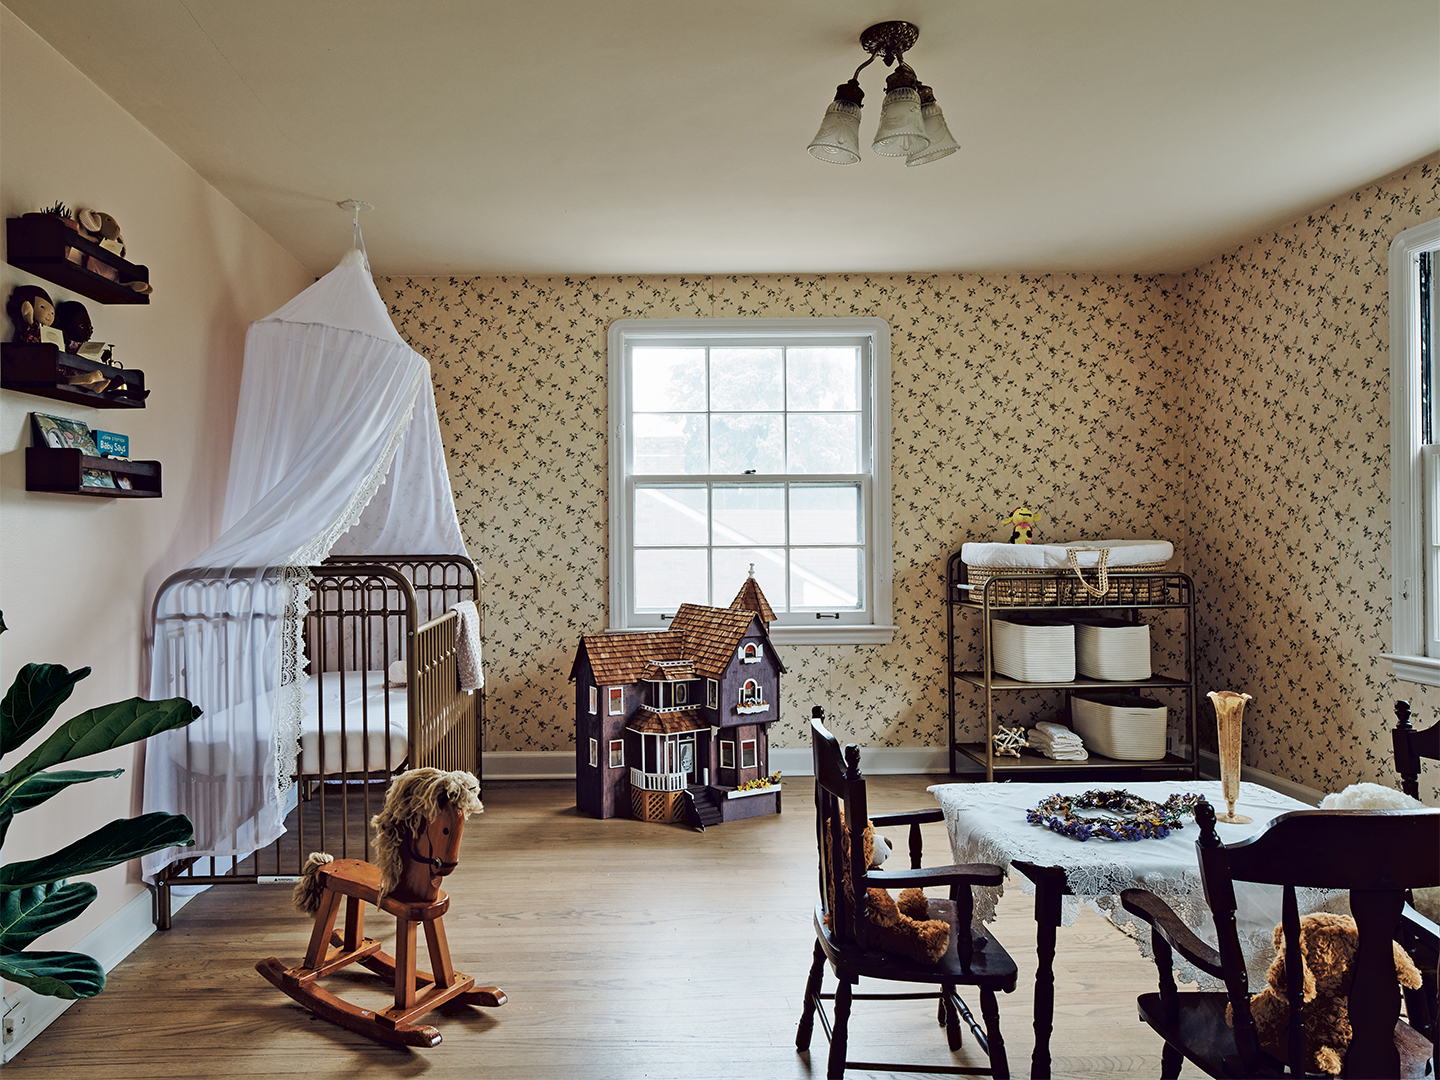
[
  {"xmin": 1120, "ymin": 799, "xmax": 1440, "ymax": 1078},
  {"xmin": 1393, "ymin": 698, "xmax": 1440, "ymax": 1043},
  {"xmin": 797, "ymin": 708, "xmax": 1018, "ymax": 1079}
]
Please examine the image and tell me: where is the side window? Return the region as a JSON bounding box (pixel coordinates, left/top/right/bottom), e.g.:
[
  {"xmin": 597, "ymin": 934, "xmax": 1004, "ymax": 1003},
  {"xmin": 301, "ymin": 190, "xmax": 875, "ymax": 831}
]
[
  {"xmin": 740, "ymin": 739, "xmax": 757, "ymax": 769},
  {"xmin": 588, "ymin": 737, "xmax": 598, "ymax": 768},
  {"xmin": 1389, "ymin": 218, "xmax": 1440, "ymax": 683},
  {"xmin": 706, "ymin": 678, "xmax": 718, "ymax": 708},
  {"xmin": 608, "ymin": 740, "xmax": 625, "ymax": 768},
  {"xmin": 588, "ymin": 685, "xmax": 598, "ymax": 715},
  {"xmin": 720, "ymin": 740, "xmax": 735, "ymax": 769}
]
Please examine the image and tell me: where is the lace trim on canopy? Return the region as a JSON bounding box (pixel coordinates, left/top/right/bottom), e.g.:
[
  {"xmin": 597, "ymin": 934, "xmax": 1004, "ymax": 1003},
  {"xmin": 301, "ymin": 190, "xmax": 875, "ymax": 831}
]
[{"xmin": 269, "ymin": 364, "xmax": 427, "ymax": 804}]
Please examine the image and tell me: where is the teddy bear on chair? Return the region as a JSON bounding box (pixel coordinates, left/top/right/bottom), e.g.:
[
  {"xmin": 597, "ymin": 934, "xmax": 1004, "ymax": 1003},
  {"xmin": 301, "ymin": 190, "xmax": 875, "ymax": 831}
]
[
  {"xmin": 826, "ymin": 815, "xmax": 951, "ymax": 965},
  {"xmin": 1240, "ymin": 911, "xmax": 1423, "ymax": 1075}
]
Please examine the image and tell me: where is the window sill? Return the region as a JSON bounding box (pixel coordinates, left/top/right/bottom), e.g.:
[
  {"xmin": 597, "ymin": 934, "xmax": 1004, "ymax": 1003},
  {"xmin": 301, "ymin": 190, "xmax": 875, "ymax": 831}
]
[
  {"xmin": 605, "ymin": 625, "xmax": 897, "ymax": 646},
  {"xmin": 1383, "ymin": 652, "xmax": 1440, "ymax": 687}
]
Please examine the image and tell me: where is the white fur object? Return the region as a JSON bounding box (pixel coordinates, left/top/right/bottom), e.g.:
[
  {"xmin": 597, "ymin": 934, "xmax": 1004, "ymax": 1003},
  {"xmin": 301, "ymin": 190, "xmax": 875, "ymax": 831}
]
[{"xmin": 1320, "ymin": 783, "xmax": 1439, "ymax": 921}]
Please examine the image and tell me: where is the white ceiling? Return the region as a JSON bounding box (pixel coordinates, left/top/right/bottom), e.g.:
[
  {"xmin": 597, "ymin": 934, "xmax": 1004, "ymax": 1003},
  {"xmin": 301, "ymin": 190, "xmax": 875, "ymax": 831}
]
[{"xmin": 7, "ymin": 0, "xmax": 1438, "ymax": 278}]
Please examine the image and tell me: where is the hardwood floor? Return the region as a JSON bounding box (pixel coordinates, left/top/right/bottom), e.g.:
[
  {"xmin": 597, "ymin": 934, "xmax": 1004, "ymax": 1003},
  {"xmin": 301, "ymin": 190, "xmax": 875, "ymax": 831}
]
[{"xmin": 9, "ymin": 777, "xmax": 1205, "ymax": 1078}]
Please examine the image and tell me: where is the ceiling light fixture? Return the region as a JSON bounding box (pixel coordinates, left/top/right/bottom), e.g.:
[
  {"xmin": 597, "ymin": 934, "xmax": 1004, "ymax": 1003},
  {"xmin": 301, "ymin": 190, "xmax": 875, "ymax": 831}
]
[{"xmin": 807, "ymin": 21, "xmax": 958, "ymax": 167}]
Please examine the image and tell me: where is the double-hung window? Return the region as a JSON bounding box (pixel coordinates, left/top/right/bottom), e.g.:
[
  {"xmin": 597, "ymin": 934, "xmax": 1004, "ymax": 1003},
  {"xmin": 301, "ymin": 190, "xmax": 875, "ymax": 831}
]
[
  {"xmin": 608, "ymin": 318, "xmax": 894, "ymax": 645},
  {"xmin": 1387, "ymin": 217, "xmax": 1440, "ymax": 683}
]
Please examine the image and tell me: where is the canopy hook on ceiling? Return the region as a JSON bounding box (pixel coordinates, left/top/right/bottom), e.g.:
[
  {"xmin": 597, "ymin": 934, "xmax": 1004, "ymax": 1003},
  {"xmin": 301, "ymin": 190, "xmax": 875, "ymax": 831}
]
[{"xmin": 336, "ymin": 199, "xmax": 374, "ymax": 267}]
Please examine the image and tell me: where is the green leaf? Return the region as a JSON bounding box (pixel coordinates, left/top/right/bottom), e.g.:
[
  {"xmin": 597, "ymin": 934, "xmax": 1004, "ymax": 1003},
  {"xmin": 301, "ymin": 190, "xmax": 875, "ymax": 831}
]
[
  {"xmin": 2, "ymin": 697, "xmax": 199, "ymax": 786},
  {"xmin": 0, "ymin": 768, "xmax": 123, "ymax": 847},
  {"xmin": 1, "ymin": 664, "xmax": 90, "ymax": 757},
  {"xmin": 0, "ymin": 948, "xmax": 104, "ymax": 999},
  {"xmin": 0, "ymin": 813, "xmax": 194, "ymax": 891},
  {"xmin": 0, "ymin": 882, "xmax": 96, "ymax": 950}
]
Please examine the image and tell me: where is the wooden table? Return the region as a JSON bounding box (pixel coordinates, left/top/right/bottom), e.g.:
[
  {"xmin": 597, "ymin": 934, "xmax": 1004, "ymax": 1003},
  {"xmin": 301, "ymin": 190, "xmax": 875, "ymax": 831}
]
[{"xmin": 929, "ymin": 779, "xmax": 1321, "ymax": 1078}]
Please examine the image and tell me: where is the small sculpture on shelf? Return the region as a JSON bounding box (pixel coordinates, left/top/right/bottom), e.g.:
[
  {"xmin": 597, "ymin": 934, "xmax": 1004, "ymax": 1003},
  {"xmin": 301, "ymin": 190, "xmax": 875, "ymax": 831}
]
[
  {"xmin": 7, "ymin": 285, "xmax": 62, "ymax": 347},
  {"xmin": 991, "ymin": 725, "xmax": 1028, "ymax": 757},
  {"xmin": 1001, "ymin": 504, "xmax": 1039, "ymax": 544}
]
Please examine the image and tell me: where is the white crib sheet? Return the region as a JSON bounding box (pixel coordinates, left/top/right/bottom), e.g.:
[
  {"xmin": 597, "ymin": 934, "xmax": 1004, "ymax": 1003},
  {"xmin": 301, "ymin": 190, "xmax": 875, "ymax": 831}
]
[{"xmin": 298, "ymin": 670, "xmax": 408, "ymax": 776}]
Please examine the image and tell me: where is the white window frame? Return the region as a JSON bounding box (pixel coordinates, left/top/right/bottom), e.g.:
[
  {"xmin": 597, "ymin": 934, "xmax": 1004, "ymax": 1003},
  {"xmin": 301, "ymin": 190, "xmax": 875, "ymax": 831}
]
[
  {"xmin": 589, "ymin": 737, "xmax": 598, "ymax": 769},
  {"xmin": 607, "ymin": 318, "xmax": 895, "ymax": 645},
  {"xmin": 607, "ymin": 687, "xmax": 624, "ymax": 715},
  {"xmin": 588, "ymin": 685, "xmax": 598, "ymax": 715},
  {"xmin": 609, "ymin": 739, "xmax": 625, "ymax": 768},
  {"xmin": 720, "ymin": 740, "xmax": 735, "ymax": 769},
  {"xmin": 706, "ymin": 678, "xmax": 718, "ymax": 708},
  {"xmin": 1386, "ymin": 217, "xmax": 1440, "ymax": 684},
  {"xmin": 740, "ymin": 739, "xmax": 757, "ymax": 769}
]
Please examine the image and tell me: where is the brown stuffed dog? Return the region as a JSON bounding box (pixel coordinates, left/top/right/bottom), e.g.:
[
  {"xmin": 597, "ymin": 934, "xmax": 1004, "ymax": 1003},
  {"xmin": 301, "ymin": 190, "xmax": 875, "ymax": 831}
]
[
  {"xmin": 825, "ymin": 814, "xmax": 951, "ymax": 965},
  {"xmin": 1240, "ymin": 912, "xmax": 1422, "ymax": 1075}
]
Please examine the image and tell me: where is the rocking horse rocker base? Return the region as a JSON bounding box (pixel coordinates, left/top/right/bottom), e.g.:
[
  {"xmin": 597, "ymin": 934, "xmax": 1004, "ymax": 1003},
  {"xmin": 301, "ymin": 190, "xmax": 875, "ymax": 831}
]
[{"xmin": 256, "ymin": 769, "xmax": 504, "ymax": 1048}]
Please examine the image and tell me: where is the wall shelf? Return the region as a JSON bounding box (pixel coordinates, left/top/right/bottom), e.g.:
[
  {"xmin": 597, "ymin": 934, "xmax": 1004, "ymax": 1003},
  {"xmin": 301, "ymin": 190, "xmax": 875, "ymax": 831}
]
[
  {"xmin": 6, "ymin": 215, "xmax": 150, "ymax": 305},
  {"xmin": 2, "ymin": 343, "xmax": 146, "ymax": 408},
  {"xmin": 26, "ymin": 447, "xmax": 161, "ymax": 498}
]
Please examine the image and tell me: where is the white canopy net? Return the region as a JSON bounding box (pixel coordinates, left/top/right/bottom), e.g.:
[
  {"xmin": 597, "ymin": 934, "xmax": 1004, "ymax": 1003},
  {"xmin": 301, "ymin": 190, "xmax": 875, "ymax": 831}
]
[{"xmin": 142, "ymin": 249, "xmax": 467, "ymax": 880}]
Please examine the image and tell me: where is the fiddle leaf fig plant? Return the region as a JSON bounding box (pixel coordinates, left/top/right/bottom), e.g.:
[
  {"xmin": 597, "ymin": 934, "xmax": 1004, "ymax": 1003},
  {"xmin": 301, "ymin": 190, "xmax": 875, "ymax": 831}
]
[{"xmin": 0, "ymin": 614, "xmax": 200, "ymax": 999}]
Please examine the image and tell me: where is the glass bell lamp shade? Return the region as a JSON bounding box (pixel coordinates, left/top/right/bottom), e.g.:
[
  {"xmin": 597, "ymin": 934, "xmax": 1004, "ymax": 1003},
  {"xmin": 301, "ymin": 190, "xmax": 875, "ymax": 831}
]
[
  {"xmin": 907, "ymin": 94, "xmax": 959, "ymax": 166},
  {"xmin": 808, "ymin": 80, "xmax": 864, "ymax": 165},
  {"xmin": 871, "ymin": 65, "xmax": 928, "ymax": 157}
]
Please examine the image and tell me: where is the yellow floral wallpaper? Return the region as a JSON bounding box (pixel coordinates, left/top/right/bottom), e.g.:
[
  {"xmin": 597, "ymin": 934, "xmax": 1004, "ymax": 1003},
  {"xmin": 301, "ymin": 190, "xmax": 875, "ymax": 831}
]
[{"xmin": 377, "ymin": 156, "xmax": 1437, "ymax": 800}]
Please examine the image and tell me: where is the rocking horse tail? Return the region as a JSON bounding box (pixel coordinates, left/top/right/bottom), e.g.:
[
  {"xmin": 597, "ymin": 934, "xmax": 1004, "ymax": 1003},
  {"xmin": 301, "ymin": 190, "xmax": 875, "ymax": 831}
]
[{"xmin": 293, "ymin": 852, "xmax": 335, "ymax": 914}]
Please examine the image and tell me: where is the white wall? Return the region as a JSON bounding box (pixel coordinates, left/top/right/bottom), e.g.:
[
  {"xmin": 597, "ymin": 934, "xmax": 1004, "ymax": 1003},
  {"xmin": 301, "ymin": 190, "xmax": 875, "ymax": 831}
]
[{"xmin": 0, "ymin": 4, "xmax": 312, "ymax": 955}]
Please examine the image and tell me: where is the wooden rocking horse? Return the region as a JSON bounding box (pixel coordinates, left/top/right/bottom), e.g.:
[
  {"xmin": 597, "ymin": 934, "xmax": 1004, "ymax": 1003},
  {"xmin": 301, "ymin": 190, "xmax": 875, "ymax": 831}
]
[{"xmin": 256, "ymin": 767, "xmax": 507, "ymax": 1047}]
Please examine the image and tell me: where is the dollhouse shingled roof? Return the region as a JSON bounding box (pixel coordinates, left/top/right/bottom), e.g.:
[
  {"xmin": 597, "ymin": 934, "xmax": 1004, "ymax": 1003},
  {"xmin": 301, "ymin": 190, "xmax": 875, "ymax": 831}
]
[
  {"xmin": 570, "ymin": 576, "xmax": 786, "ymax": 686},
  {"xmin": 572, "ymin": 632, "xmax": 683, "ymax": 686},
  {"xmin": 730, "ymin": 576, "xmax": 775, "ymax": 625}
]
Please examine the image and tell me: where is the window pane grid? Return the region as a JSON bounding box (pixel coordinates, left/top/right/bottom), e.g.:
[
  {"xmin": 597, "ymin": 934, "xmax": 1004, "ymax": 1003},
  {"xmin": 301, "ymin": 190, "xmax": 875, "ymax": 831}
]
[
  {"xmin": 631, "ymin": 478, "xmax": 865, "ymax": 615},
  {"xmin": 614, "ymin": 321, "xmax": 888, "ymax": 634}
]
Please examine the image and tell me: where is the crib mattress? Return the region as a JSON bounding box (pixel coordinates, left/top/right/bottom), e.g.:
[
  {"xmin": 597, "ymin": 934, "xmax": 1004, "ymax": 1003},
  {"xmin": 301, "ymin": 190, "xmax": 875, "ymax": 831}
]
[
  {"xmin": 297, "ymin": 670, "xmax": 409, "ymax": 776},
  {"xmin": 170, "ymin": 670, "xmax": 408, "ymax": 778}
]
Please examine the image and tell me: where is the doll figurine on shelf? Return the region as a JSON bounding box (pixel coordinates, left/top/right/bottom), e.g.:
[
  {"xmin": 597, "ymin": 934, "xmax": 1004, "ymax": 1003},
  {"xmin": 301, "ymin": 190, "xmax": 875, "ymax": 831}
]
[
  {"xmin": 7, "ymin": 285, "xmax": 63, "ymax": 347},
  {"xmin": 1001, "ymin": 505, "xmax": 1039, "ymax": 544}
]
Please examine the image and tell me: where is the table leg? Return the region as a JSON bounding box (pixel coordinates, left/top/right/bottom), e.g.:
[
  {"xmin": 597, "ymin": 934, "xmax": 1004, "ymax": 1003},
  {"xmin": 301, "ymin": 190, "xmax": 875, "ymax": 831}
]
[{"xmin": 1015, "ymin": 862, "xmax": 1065, "ymax": 1080}]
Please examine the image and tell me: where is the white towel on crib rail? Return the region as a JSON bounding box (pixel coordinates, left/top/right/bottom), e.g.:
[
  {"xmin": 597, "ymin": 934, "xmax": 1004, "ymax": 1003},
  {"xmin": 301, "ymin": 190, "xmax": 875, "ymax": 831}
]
[{"xmin": 452, "ymin": 600, "xmax": 483, "ymax": 691}]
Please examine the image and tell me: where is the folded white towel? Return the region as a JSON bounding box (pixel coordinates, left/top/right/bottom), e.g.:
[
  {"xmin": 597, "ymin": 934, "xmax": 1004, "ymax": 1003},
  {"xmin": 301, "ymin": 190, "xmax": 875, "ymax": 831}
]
[
  {"xmin": 452, "ymin": 600, "xmax": 483, "ymax": 692},
  {"xmin": 1029, "ymin": 722, "xmax": 1087, "ymax": 759}
]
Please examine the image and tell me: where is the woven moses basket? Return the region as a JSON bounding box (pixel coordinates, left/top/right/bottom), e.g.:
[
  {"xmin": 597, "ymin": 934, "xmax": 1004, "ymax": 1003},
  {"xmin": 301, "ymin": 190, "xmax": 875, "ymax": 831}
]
[{"xmin": 958, "ymin": 540, "xmax": 1173, "ymax": 606}]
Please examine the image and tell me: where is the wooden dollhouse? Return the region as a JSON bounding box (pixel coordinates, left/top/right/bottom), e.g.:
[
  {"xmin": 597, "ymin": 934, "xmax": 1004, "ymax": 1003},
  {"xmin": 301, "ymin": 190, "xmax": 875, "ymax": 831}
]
[{"xmin": 571, "ymin": 574, "xmax": 785, "ymax": 826}]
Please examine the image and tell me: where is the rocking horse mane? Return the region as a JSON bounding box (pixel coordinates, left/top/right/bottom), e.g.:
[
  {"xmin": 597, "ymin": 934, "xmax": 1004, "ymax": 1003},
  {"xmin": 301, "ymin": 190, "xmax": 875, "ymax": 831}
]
[{"xmin": 370, "ymin": 767, "xmax": 482, "ymax": 901}]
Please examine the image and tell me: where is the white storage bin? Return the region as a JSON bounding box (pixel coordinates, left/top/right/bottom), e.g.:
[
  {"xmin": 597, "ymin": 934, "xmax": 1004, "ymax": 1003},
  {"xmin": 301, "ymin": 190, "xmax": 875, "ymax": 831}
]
[
  {"xmin": 1073, "ymin": 617, "xmax": 1152, "ymax": 680},
  {"xmin": 1070, "ymin": 691, "xmax": 1167, "ymax": 760},
  {"xmin": 991, "ymin": 616, "xmax": 1075, "ymax": 682}
]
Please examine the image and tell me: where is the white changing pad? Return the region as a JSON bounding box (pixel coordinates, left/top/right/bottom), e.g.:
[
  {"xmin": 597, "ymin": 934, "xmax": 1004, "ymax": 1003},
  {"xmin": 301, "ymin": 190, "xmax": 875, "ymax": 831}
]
[{"xmin": 960, "ymin": 539, "xmax": 1173, "ymax": 570}]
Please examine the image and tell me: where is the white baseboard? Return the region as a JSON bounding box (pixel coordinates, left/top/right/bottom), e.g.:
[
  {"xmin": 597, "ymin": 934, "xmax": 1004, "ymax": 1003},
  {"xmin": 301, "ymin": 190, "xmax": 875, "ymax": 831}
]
[
  {"xmin": 484, "ymin": 751, "xmax": 576, "ymax": 780},
  {"xmin": 2, "ymin": 887, "xmax": 193, "ymax": 1062},
  {"xmin": 483, "ymin": 748, "xmax": 1327, "ymax": 800},
  {"xmin": 483, "ymin": 747, "xmax": 951, "ymax": 781}
]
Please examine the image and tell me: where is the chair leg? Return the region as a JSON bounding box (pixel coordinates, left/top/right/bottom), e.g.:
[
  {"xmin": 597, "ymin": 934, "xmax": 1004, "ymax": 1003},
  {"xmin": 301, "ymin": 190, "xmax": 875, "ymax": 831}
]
[
  {"xmin": 940, "ymin": 983, "xmax": 963, "ymax": 1051},
  {"xmin": 980, "ymin": 988, "xmax": 1008, "ymax": 1080},
  {"xmin": 796, "ymin": 942, "xmax": 826, "ymax": 1052},
  {"xmin": 1160, "ymin": 1041, "xmax": 1182, "ymax": 1080},
  {"xmin": 827, "ymin": 976, "xmax": 854, "ymax": 1080}
]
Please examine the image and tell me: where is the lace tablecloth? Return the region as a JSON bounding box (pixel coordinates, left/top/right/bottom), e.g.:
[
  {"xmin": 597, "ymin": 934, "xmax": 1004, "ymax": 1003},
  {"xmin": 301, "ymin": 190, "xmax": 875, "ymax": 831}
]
[{"xmin": 928, "ymin": 779, "xmax": 1343, "ymax": 988}]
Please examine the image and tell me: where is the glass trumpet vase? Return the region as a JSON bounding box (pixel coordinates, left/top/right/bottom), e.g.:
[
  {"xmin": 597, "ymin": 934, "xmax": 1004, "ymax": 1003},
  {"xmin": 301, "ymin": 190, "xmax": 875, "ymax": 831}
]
[{"xmin": 1207, "ymin": 690, "xmax": 1253, "ymax": 823}]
